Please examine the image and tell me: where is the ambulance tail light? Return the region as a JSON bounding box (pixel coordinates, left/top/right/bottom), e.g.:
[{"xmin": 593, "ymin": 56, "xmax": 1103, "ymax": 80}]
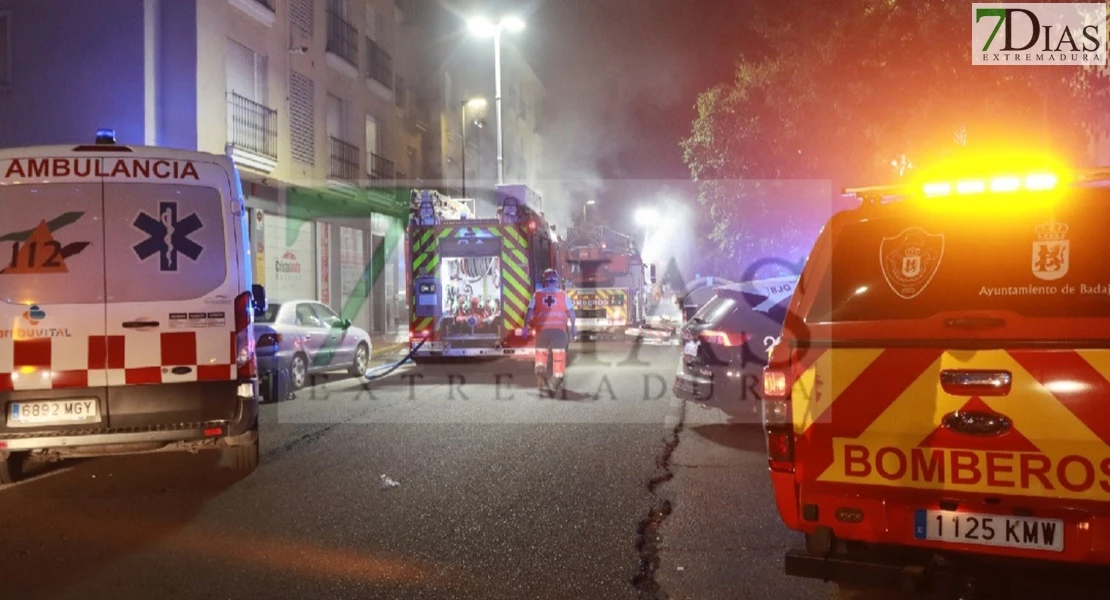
[
  {"xmin": 762, "ymin": 367, "xmax": 794, "ymax": 472},
  {"xmin": 235, "ymin": 291, "xmax": 256, "ymax": 380},
  {"xmin": 257, "ymin": 333, "xmax": 283, "ymax": 347},
  {"xmin": 410, "ymin": 328, "xmax": 431, "ymax": 341}
]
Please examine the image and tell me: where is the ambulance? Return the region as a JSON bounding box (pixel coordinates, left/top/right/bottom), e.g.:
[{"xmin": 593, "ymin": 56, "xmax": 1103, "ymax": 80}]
[
  {"xmin": 764, "ymin": 154, "xmax": 1110, "ymax": 595},
  {"xmin": 0, "ymin": 130, "xmax": 264, "ymax": 484}
]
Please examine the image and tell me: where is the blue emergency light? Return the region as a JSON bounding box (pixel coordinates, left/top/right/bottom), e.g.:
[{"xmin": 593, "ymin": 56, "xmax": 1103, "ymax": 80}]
[{"xmin": 95, "ymin": 129, "xmax": 117, "ymax": 145}]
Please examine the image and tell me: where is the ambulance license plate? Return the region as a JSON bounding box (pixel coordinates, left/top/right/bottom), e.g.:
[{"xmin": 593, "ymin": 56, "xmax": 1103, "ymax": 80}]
[
  {"xmin": 913, "ymin": 509, "xmax": 1063, "ymax": 552},
  {"xmin": 8, "ymin": 399, "xmax": 100, "ymax": 427}
]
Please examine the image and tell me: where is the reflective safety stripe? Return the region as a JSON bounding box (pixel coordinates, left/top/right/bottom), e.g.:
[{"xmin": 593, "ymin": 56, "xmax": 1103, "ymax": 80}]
[
  {"xmin": 793, "ymin": 347, "xmax": 1110, "ymax": 501},
  {"xmin": 532, "ymin": 291, "xmax": 569, "ymax": 331}
]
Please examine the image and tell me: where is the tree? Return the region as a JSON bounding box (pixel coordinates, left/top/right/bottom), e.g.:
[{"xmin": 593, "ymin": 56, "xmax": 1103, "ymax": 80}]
[{"xmin": 682, "ymin": 0, "xmax": 1110, "ymax": 269}]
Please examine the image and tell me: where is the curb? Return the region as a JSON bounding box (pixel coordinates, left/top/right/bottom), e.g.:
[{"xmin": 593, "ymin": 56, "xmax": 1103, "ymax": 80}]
[{"xmin": 372, "ymin": 341, "xmax": 409, "ymax": 357}]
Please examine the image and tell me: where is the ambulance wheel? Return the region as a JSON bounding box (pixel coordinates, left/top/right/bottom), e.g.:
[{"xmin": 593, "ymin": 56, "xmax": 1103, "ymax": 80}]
[
  {"xmin": 348, "ymin": 343, "xmax": 370, "ymax": 376},
  {"xmin": 0, "ymin": 452, "xmax": 24, "ymax": 485},
  {"xmin": 291, "ymin": 353, "xmax": 309, "ymax": 390},
  {"xmin": 221, "ymin": 431, "xmax": 259, "ymax": 476}
]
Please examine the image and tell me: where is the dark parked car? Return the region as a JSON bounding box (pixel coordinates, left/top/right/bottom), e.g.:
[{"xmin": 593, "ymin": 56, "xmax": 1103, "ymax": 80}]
[{"xmin": 673, "ymin": 276, "xmax": 797, "ymax": 420}]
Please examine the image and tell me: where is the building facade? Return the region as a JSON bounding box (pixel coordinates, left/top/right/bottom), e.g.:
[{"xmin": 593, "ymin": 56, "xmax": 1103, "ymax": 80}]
[
  {"xmin": 393, "ymin": 1, "xmax": 547, "ymax": 219},
  {"xmin": 0, "ymin": 0, "xmax": 431, "ymax": 336}
]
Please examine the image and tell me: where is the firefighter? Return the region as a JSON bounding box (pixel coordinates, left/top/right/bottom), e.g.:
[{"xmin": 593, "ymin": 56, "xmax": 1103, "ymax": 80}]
[{"xmin": 524, "ymin": 268, "xmax": 577, "ymax": 385}]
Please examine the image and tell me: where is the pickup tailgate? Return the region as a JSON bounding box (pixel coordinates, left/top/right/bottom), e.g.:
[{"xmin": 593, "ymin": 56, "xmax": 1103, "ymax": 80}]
[{"xmin": 790, "ymin": 190, "xmax": 1110, "ymax": 564}]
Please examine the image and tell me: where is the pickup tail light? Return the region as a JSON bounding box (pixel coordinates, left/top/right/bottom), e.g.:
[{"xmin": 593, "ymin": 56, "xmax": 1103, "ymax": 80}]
[
  {"xmin": 762, "ymin": 366, "xmax": 794, "ymax": 472},
  {"xmin": 234, "ymin": 291, "xmax": 257, "ymax": 380},
  {"xmin": 699, "ymin": 329, "xmax": 744, "ymax": 347}
]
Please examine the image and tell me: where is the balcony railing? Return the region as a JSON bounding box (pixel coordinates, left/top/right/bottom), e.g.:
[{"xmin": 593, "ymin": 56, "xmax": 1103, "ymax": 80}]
[
  {"xmin": 329, "ymin": 137, "xmax": 359, "ymax": 183},
  {"xmin": 369, "ymin": 152, "xmax": 395, "ymax": 181},
  {"xmin": 227, "ymin": 92, "xmax": 278, "ymax": 160},
  {"xmin": 365, "ymin": 38, "xmax": 393, "ymax": 90},
  {"xmin": 326, "ymin": 9, "xmax": 358, "ymax": 66}
]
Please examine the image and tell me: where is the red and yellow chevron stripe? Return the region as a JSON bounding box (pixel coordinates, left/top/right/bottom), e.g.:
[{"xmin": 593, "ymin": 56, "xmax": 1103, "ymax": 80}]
[{"xmin": 791, "ymin": 347, "xmax": 1110, "ymax": 501}]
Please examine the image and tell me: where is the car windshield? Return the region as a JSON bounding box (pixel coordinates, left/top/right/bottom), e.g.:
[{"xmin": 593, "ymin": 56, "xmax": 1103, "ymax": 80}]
[{"xmin": 805, "ymin": 189, "xmax": 1110, "ymax": 323}]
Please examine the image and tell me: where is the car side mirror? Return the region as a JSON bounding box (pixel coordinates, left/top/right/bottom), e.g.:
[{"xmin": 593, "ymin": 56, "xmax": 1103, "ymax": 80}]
[
  {"xmin": 251, "ymin": 284, "xmax": 267, "ymax": 317},
  {"xmin": 341, "ymin": 318, "xmax": 352, "ymax": 329}
]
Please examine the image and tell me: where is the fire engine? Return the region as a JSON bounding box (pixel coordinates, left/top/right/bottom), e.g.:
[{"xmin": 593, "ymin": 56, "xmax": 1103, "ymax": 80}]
[
  {"xmin": 563, "ymin": 225, "xmax": 655, "ymax": 339},
  {"xmin": 406, "ymin": 184, "xmax": 560, "ymax": 361}
]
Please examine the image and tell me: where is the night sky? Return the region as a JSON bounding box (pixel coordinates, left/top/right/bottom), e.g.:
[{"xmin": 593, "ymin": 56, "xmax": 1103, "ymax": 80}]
[{"xmin": 440, "ymin": 0, "xmax": 756, "ymax": 207}]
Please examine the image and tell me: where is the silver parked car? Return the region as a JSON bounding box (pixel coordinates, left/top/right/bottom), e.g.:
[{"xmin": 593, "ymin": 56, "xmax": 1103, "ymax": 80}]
[{"xmin": 255, "ymin": 300, "xmax": 373, "ymax": 389}]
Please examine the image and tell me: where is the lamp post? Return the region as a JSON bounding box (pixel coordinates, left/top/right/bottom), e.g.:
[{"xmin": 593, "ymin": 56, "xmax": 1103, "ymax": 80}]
[
  {"xmin": 460, "ymin": 97, "xmax": 487, "ymax": 198},
  {"xmin": 468, "ymin": 15, "xmax": 525, "ymax": 185}
]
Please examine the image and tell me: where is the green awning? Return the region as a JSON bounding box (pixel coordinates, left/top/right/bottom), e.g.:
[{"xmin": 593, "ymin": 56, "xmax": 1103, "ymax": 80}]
[{"xmin": 285, "ymin": 185, "xmax": 409, "ymax": 221}]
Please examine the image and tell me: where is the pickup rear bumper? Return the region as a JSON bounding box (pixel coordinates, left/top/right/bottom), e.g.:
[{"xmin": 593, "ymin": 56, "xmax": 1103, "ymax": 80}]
[{"xmin": 786, "ymin": 542, "xmax": 1110, "ymax": 598}]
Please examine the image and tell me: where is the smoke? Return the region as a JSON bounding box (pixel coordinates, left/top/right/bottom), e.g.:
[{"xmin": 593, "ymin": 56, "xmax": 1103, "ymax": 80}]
[{"xmin": 527, "ymin": 0, "xmax": 705, "ymax": 234}]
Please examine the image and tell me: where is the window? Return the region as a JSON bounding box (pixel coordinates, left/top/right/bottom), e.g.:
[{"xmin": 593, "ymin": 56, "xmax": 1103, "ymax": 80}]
[
  {"xmin": 311, "ymin": 302, "xmax": 344, "ymax": 328},
  {"xmin": 805, "ymin": 190, "xmax": 1110, "ymax": 325},
  {"xmin": 365, "ymin": 5, "xmax": 381, "ymax": 41},
  {"xmin": 290, "ymin": 71, "xmax": 316, "ymax": 165},
  {"xmin": 327, "ymin": 93, "xmax": 345, "ymax": 140},
  {"xmin": 296, "ymin": 303, "xmax": 325, "ymax": 328},
  {"xmin": 291, "ymin": 0, "xmax": 314, "ymax": 36},
  {"xmin": 1, "ymin": 12, "xmax": 11, "ymax": 85},
  {"xmin": 365, "ymin": 114, "xmax": 380, "ymax": 156},
  {"xmin": 328, "ymin": 0, "xmax": 348, "ymax": 19},
  {"xmin": 226, "ymin": 39, "xmax": 269, "ymax": 105}
]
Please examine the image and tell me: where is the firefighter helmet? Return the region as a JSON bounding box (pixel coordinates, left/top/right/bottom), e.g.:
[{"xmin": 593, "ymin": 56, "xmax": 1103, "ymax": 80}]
[{"xmin": 542, "ymin": 268, "xmax": 559, "ymax": 284}]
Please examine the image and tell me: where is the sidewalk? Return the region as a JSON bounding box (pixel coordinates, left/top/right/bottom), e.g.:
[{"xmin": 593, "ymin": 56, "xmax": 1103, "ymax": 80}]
[{"xmin": 370, "ymin": 332, "xmax": 409, "ymax": 360}]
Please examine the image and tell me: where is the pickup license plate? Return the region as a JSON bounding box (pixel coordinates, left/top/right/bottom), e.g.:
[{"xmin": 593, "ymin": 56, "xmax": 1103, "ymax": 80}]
[
  {"xmin": 9, "ymin": 399, "xmax": 100, "ymax": 427},
  {"xmin": 683, "ymin": 341, "xmax": 699, "ymax": 356},
  {"xmin": 914, "ymin": 509, "xmax": 1063, "ymax": 552}
]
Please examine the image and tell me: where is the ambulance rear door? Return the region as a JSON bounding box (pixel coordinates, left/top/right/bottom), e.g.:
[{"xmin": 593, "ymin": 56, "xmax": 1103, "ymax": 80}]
[
  {"xmin": 0, "ymin": 154, "xmax": 108, "ymax": 430},
  {"xmin": 101, "ymin": 157, "xmax": 241, "ymax": 427}
]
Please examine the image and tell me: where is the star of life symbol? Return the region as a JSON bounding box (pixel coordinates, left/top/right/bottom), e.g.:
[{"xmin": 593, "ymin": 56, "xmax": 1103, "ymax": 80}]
[
  {"xmin": 133, "ymin": 202, "xmax": 204, "ymax": 271},
  {"xmin": 1032, "ymin": 221, "xmax": 1069, "ymax": 281},
  {"xmin": 543, "ymin": 294, "xmax": 557, "ymax": 308},
  {"xmin": 879, "ymin": 227, "xmax": 945, "ymax": 300}
]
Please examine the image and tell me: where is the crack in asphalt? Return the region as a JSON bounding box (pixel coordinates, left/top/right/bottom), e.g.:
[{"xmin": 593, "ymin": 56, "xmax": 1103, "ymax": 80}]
[{"xmin": 632, "ymin": 399, "xmax": 686, "ymax": 599}]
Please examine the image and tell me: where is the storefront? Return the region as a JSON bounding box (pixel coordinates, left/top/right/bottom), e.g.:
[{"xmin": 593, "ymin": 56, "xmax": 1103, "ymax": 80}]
[{"xmin": 263, "ymin": 214, "xmax": 317, "ymax": 302}]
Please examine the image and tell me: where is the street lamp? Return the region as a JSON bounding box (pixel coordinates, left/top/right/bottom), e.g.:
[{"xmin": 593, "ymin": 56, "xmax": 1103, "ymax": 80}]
[
  {"xmin": 468, "ymin": 15, "xmax": 526, "ymax": 185},
  {"xmin": 460, "ymin": 97, "xmax": 487, "ymax": 198}
]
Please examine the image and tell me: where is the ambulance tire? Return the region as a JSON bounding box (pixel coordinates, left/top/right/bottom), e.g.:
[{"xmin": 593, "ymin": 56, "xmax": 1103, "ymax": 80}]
[
  {"xmin": 0, "ymin": 452, "xmax": 24, "ymax": 485},
  {"xmin": 221, "ymin": 435, "xmax": 260, "ymax": 476}
]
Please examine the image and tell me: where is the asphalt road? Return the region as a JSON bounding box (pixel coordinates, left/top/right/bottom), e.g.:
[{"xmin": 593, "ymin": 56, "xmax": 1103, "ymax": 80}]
[{"xmin": 0, "ymin": 341, "xmax": 881, "ymax": 600}]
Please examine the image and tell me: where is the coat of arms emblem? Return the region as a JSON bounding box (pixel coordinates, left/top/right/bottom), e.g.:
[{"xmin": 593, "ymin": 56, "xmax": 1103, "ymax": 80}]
[
  {"xmin": 1031, "ymin": 222, "xmax": 1069, "ymax": 281},
  {"xmin": 879, "ymin": 227, "xmax": 945, "ymax": 300}
]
